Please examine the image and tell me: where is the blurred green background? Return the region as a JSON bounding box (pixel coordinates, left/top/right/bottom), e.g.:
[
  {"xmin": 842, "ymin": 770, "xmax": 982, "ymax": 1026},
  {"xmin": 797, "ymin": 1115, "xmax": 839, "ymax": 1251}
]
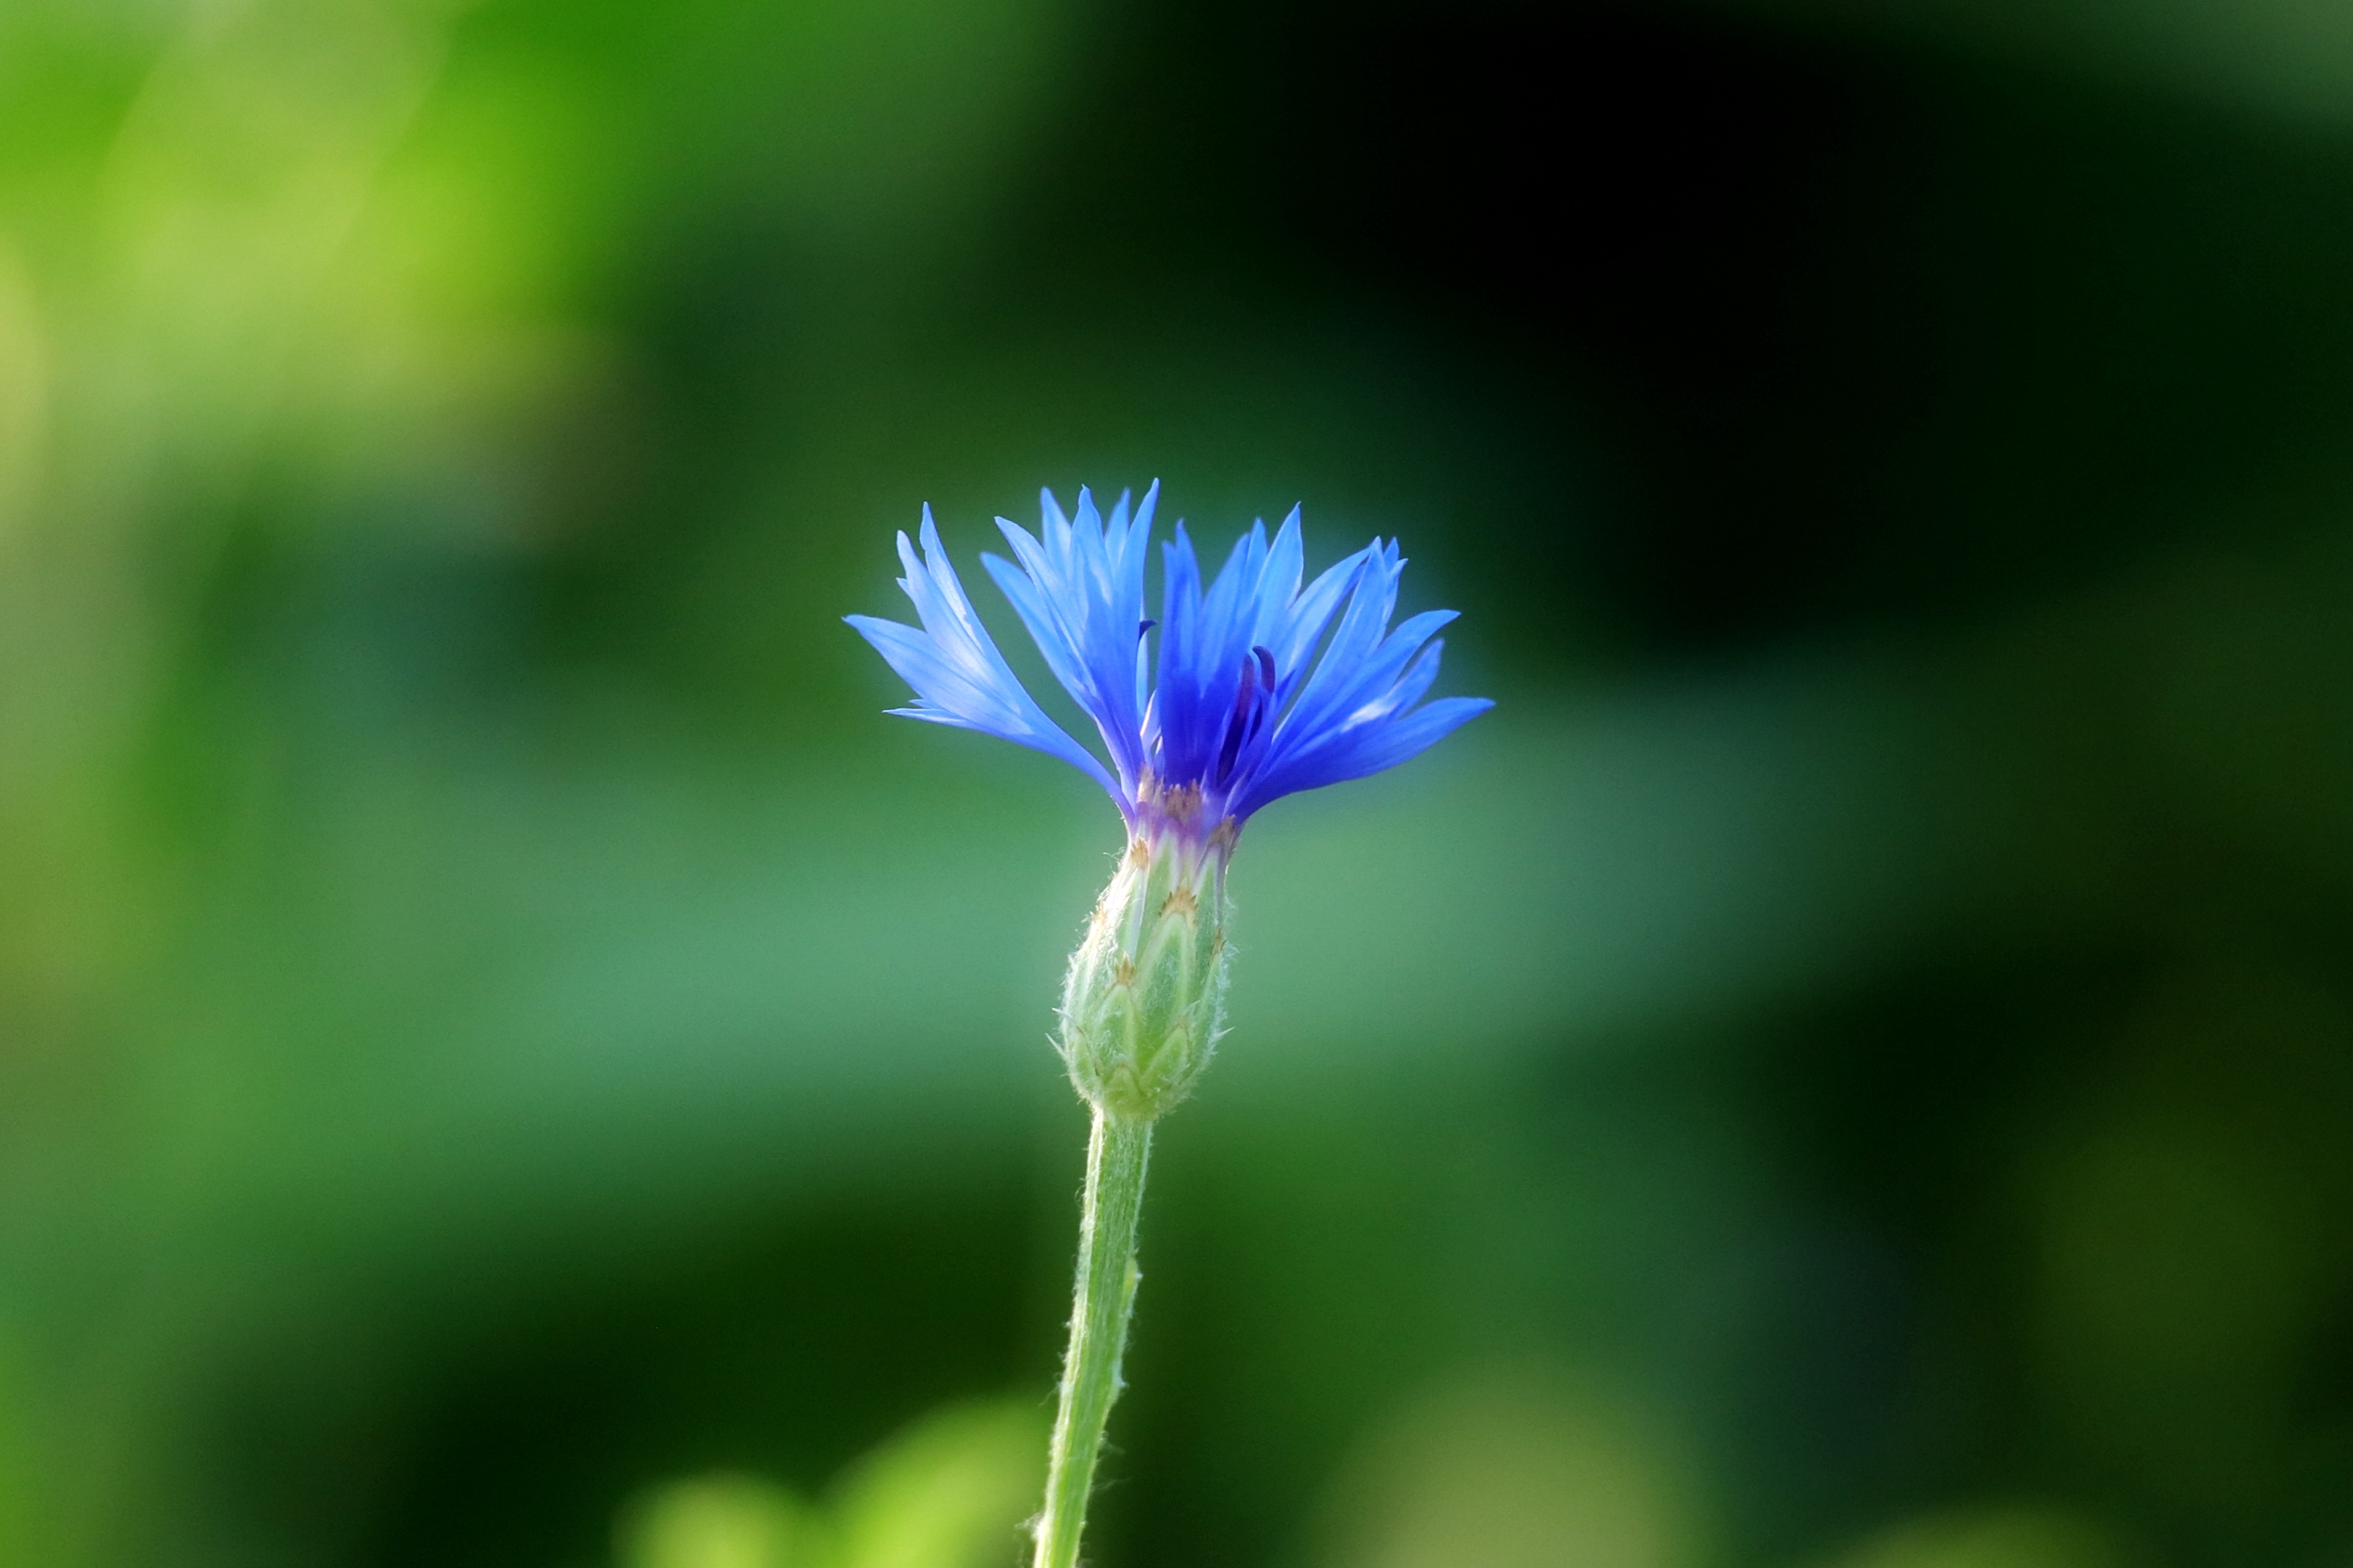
[{"xmin": 4, "ymin": 0, "xmax": 2353, "ymax": 1564}]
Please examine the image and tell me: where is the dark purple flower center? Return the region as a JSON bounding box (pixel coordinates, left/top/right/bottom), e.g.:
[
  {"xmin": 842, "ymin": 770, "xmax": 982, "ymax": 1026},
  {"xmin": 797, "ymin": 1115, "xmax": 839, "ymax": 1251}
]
[{"xmin": 1212, "ymin": 645, "xmax": 1278, "ymax": 791}]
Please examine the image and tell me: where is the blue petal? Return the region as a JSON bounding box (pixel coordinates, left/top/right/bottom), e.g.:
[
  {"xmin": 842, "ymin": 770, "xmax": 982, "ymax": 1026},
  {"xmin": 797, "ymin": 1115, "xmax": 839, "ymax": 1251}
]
[
  {"xmin": 851, "ymin": 489, "xmax": 1489, "ymax": 827},
  {"xmin": 1284, "ymin": 607, "xmax": 1457, "ymax": 746},
  {"xmin": 985, "ymin": 485, "xmax": 1159, "ymax": 792},
  {"xmin": 1234, "ymin": 695, "xmax": 1492, "ymax": 814},
  {"xmin": 1154, "ymin": 523, "xmax": 1217, "ymax": 784},
  {"xmin": 845, "ymin": 509, "xmax": 1114, "ymax": 794},
  {"xmin": 1265, "ymin": 540, "xmax": 1402, "ymax": 752},
  {"xmin": 1264, "ymin": 541, "xmax": 1372, "ymax": 704}
]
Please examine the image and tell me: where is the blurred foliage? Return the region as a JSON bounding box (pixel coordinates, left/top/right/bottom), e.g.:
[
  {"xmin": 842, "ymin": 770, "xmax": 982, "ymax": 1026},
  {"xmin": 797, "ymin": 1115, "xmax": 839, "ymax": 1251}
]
[
  {"xmin": 624, "ymin": 1477, "xmax": 818, "ymax": 1568},
  {"xmin": 1308, "ymin": 1365, "xmax": 1704, "ymax": 1568},
  {"xmin": 617, "ymin": 1398, "xmax": 1042, "ymax": 1568},
  {"xmin": 2, "ymin": 0, "xmax": 2353, "ymax": 1565},
  {"xmin": 1818, "ymin": 1507, "xmax": 2128, "ymax": 1568}
]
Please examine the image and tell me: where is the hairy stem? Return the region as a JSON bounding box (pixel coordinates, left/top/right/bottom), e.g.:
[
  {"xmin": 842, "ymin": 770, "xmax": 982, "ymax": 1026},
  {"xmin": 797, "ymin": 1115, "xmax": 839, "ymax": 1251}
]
[{"xmin": 1032, "ymin": 1108, "xmax": 1153, "ymax": 1568}]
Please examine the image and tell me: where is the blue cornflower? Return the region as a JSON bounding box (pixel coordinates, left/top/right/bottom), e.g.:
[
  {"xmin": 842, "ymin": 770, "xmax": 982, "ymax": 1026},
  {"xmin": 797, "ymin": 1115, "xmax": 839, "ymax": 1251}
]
[
  {"xmin": 846, "ymin": 483, "xmax": 1491, "ymax": 848},
  {"xmin": 851, "ymin": 485, "xmax": 1493, "ymax": 1566}
]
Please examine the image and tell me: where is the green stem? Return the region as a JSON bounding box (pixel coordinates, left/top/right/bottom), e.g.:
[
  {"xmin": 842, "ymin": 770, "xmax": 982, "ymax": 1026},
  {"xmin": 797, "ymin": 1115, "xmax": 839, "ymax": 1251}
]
[{"xmin": 1033, "ymin": 1108, "xmax": 1153, "ymax": 1568}]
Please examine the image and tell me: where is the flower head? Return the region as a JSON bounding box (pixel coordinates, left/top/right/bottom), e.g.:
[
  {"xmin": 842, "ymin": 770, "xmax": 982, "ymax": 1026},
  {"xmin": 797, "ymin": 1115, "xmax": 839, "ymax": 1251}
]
[{"xmin": 848, "ymin": 483, "xmax": 1491, "ymax": 848}]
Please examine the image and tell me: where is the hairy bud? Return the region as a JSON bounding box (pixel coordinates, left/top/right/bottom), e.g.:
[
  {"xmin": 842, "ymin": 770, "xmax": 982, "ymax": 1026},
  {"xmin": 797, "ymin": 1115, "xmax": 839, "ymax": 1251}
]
[{"xmin": 1059, "ymin": 820, "xmax": 1233, "ymax": 1121}]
